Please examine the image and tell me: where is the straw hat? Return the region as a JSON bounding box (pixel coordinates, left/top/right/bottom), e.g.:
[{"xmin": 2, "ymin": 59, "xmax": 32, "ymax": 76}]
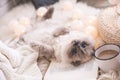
[{"xmin": 98, "ymin": 4, "xmax": 120, "ymax": 45}]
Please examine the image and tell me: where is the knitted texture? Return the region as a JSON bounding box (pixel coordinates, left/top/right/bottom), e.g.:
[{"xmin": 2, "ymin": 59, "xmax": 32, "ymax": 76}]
[{"xmin": 98, "ymin": 5, "xmax": 120, "ymax": 45}]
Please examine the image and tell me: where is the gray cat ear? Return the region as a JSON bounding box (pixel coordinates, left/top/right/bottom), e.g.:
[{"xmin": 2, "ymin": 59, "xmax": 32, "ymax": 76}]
[
  {"xmin": 53, "ymin": 27, "xmax": 69, "ymax": 37},
  {"xmin": 42, "ymin": 7, "xmax": 54, "ymax": 20}
]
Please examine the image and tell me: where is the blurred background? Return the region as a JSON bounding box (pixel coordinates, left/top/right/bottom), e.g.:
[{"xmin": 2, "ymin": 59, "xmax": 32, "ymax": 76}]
[{"xmin": 0, "ymin": 0, "xmax": 110, "ymax": 17}]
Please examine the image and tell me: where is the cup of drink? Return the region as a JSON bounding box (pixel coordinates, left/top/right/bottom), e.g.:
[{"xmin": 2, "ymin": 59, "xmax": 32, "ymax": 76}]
[{"xmin": 94, "ymin": 44, "xmax": 120, "ymax": 72}]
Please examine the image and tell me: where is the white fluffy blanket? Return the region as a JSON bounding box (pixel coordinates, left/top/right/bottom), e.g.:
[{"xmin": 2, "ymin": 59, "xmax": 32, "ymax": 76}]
[
  {"xmin": 0, "ymin": 40, "xmax": 98, "ymax": 80},
  {"xmin": 0, "ymin": 1, "xmax": 100, "ymax": 41},
  {"xmin": 0, "ymin": 41, "xmax": 42, "ymax": 80},
  {"xmin": 0, "ymin": 1, "xmax": 101, "ymax": 80}
]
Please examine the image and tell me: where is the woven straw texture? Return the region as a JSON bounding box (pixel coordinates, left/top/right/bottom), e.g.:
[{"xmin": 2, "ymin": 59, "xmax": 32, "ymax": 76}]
[{"xmin": 98, "ymin": 5, "xmax": 120, "ymax": 45}]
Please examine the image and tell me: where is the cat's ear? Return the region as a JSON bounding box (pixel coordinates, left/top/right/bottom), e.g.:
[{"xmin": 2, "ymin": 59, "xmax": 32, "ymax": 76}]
[
  {"xmin": 42, "ymin": 7, "xmax": 54, "ymax": 20},
  {"xmin": 53, "ymin": 27, "xmax": 69, "ymax": 37}
]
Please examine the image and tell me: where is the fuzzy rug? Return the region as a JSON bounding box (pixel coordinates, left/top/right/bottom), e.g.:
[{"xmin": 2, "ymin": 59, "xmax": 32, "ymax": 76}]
[
  {"xmin": 0, "ymin": 1, "xmax": 102, "ymax": 80},
  {"xmin": 0, "ymin": 0, "xmax": 100, "ymax": 42}
]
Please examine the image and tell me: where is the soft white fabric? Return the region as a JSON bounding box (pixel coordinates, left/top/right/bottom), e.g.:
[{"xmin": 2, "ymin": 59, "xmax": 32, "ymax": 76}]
[
  {"xmin": 0, "ymin": 41, "xmax": 42, "ymax": 80},
  {"xmin": 44, "ymin": 60, "xmax": 98, "ymax": 80},
  {"xmin": 0, "ymin": 1, "xmax": 100, "ymax": 42},
  {"xmin": 0, "ymin": 1, "xmax": 101, "ymax": 80}
]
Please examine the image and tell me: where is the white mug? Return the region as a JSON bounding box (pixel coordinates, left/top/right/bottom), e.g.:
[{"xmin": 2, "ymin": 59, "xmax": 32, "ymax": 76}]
[{"xmin": 94, "ymin": 44, "xmax": 120, "ymax": 72}]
